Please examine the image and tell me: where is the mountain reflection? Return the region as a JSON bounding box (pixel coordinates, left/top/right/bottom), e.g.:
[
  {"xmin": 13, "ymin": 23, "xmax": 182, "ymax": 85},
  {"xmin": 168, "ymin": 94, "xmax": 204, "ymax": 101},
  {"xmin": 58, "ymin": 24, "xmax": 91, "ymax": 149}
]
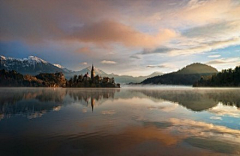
[
  {"xmin": 132, "ymin": 89, "xmax": 240, "ymax": 111},
  {"xmin": 0, "ymin": 89, "xmax": 66, "ymax": 119},
  {"xmin": 0, "ymin": 88, "xmax": 239, "ymax": 120}
]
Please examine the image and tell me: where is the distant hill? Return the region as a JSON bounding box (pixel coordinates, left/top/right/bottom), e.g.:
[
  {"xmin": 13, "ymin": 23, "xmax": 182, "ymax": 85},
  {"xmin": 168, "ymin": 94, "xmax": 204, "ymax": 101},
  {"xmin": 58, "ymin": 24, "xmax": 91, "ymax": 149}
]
[
  {"xmin": 193, "ymin": 66, "xmax": 240, "ymax": 87},
  {"xmin": 141, "ymin": 63, "xmax": 218, "ymax": 85},
  {"xmin": 106, "ymin": 72, "xmax": 163, "ymax": 84},
  {"xmin": 0, "ymin": 55, "xmax": 162, "ymax": 83}
]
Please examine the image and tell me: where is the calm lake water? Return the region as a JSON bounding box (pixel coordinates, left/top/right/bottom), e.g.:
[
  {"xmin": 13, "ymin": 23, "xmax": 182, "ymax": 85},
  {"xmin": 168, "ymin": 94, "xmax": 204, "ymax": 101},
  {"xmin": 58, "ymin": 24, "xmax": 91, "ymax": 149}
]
[{"xmin": 0, "ymin": 87, "xmax": 240, "ymax": 156}]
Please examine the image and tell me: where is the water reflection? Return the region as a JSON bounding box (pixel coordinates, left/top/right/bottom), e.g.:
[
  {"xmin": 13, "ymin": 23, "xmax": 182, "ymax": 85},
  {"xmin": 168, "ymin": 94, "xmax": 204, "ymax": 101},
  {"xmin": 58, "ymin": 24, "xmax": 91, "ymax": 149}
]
[
  {"xmin": 0, "ymin": 88, "xmax": 239, "ymax": 120},
  {"xmin": 0, "ymin": 87, "xmax": 240, "ymax": 156},
  {"xmin": 0, "ymin": 88, "xmax": 120, "ymax": 119},
  {"xmin": 132, "ymin": 89, "xmax": 240, "ymax": 111},
  {"xmin": 67, "ymin": 89, "xmax": 118, "ymax": 112}
]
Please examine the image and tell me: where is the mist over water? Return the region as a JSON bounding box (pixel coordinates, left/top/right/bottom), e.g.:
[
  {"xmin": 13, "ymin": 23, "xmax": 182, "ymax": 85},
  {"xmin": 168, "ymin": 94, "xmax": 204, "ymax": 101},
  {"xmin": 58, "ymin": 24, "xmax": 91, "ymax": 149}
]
[{"xmin": 0, "ymin": 87, "xmax": 240, "ymax": 156}]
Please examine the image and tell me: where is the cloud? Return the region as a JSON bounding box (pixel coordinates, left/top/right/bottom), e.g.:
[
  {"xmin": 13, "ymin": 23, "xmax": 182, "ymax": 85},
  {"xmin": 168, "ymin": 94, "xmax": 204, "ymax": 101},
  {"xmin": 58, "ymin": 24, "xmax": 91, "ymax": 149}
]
[
  {"xmin": 170, "ymin": 0, "xmax": 240, "ymax": 27},
  {"xmin": 208, "ymin": 104, "xmax": 240, "ymax": 118},
  {"xmin": 146, "ymin": 65, "xmax": 167, "ymax": 68},
  {"xmin": 101, "ymin": 60, "xmax": 117, "ymax": 64},
  {"xmin": 210, "ymin": 116, "xmax": 222, "ymax": 120},
  {"xmin": 0, "ymin": 0, "xmax": 177, "ymax": 48},
  {"xmin": 67, "ymin": 20, "xmax": 177, "ymax": 48},
  {"xmin": 208, "ymin": 55, "xmax": 221, "ymax": 58},
  {"xmin": 169, "ymin": 118, "xmax": 240, "ymax": 137},
  {"xmin": 140, "ymin": 47, "xmax": 177, "ymax": 55},
  {"xmin": 1, "ymin": 0, "xmax": 240, "ymax": 75},
  {"xmin": 139, "ymin": 37, "xmax": 240, "ymax": 56},
  {"xmin": 158, "ymin": 104, "xmax": 178, "ymax": 112},
  {"xmin": 147, "ymin": 65, "xmax": 162, "ymax": 68},
  {"xmin": 206, "ymin": 57, "xmax": 240, "ymax": 65},
  {"xmin": 75, "ymin": 47, "xmax": 91, "ymax": 53},
  {"xmin": 0, "ymin": 0, "xmax": 120, "ymax": 42},
  {"xmin": 81, "ymin": 62, "xmax": 88, "ymax": 65},
  {"xmin": 146, "ymin": 63, "xmax": 176, "ymax": 69},
  {"xmin": 182, "ymin": 20, "xmax": 240, "ymax": 39},
  {"xmin": 137, "ymin": 12, "xmax": 240, "ymax": 56},
  {"xmin": 130, "ymin": 55, "xmax": 141, "ymax": 59}
]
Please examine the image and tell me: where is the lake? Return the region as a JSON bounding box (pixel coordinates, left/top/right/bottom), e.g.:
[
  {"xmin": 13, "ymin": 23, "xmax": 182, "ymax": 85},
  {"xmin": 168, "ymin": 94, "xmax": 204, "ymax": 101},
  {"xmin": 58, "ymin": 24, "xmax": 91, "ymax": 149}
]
[{"xmin": 0, "ymin": 87, "xmax": 240, "ymax": 156}]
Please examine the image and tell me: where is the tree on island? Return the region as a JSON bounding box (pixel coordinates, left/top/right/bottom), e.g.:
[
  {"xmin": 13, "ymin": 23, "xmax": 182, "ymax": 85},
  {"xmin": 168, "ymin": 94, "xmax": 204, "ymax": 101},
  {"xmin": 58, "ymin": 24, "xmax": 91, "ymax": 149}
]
[{"xmin": 193, "ymin": 66, "xmax": 240, "ymax": 87}]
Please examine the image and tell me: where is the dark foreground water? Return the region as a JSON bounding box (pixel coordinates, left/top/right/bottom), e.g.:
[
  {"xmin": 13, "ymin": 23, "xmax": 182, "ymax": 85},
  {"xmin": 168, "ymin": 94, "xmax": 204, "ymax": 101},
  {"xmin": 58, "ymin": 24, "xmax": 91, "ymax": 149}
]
[{"xmin": 0, "ymin": 87, "xmax": 240, "ymax": 156}]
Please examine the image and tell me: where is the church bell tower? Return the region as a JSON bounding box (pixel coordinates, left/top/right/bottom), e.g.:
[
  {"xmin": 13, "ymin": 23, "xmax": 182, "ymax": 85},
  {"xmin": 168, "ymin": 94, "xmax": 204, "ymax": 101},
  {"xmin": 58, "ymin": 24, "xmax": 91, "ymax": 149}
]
[{"xmin": 91, "ymin": 64, "xmax": 95, "ymax": 80}]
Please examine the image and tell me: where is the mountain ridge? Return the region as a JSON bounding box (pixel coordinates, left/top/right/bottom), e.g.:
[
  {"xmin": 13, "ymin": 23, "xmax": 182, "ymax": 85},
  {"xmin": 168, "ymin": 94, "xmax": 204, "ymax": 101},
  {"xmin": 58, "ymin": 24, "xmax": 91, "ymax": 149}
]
[
  {"xmin": 0, "ymin": 55, "xmax": 162, "ymax": 83},
  {"xmin": 141, "ymin": 63, "xmax": 218, "ymax": 85}
]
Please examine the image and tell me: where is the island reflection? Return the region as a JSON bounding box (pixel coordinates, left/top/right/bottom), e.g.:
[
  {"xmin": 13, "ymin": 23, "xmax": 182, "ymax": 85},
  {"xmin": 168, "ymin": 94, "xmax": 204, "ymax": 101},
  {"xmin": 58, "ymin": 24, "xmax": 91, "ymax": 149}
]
[{"xmin": 0, "ymin": 88, "xmax": 240, "ymax": 120}]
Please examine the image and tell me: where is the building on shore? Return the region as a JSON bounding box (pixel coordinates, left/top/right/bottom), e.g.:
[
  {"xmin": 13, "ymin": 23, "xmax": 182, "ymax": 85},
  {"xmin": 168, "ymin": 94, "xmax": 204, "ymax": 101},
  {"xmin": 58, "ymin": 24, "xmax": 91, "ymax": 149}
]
[{"xmin": 66, "ymin": 64, "xmax": 120, "ymax": 88}]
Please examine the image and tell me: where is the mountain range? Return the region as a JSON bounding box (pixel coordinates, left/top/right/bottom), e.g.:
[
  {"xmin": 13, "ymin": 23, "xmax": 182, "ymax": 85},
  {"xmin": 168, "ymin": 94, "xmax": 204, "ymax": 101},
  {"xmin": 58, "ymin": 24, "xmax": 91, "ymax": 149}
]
[
  {"xmin": 141, "ymin": 63, "xmax": 218, "ymax": 85},
  {"xmin": 0, "ymin": 55, "xmax": 162, "ymax": 83}
]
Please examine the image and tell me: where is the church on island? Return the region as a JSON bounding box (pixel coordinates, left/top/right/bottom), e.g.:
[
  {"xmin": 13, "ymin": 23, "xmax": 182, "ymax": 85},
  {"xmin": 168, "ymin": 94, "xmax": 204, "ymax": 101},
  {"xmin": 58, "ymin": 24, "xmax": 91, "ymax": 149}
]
[{"xmin": 66, "ymin": 65, "xmax": 120, "ymax": 88}]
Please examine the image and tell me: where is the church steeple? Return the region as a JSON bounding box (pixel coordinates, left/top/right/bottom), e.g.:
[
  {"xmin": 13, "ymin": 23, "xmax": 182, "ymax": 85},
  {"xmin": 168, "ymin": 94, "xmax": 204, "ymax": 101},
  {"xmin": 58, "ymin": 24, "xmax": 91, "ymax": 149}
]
[{"xmin": 91, "ymin": 64, "xmax": 95, "ymax": 80}]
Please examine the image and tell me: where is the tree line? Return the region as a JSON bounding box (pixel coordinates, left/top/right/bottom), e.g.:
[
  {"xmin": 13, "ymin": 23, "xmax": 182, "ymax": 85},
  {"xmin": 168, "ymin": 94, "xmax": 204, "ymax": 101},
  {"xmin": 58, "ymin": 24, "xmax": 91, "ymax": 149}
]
[{"xmin": 193, "ymin": 66, "xmax": 240, "ymax": 87}]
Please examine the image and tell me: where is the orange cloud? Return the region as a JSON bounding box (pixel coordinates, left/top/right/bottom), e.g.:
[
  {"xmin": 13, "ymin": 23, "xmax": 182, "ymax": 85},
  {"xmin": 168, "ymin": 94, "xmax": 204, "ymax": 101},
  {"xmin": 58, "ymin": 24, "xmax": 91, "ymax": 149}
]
[
  {"xmin": 75, "ymin": 47, "xmax": 91, "ymax": 53},
  {"xmin": 67, "ymin": 20, "xmax": 177, "ymax": 48}
]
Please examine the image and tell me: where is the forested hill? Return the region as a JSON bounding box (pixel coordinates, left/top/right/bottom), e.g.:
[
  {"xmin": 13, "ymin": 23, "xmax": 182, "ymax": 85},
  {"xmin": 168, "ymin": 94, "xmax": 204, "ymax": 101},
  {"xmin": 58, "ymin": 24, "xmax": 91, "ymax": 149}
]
[
  {"xmin": 193, "ymin": 66, "xmax": 240, "ymax": 87},
  {"xmin": 141, "ymin": 63, "xmax": 218, "ymax": 85}
]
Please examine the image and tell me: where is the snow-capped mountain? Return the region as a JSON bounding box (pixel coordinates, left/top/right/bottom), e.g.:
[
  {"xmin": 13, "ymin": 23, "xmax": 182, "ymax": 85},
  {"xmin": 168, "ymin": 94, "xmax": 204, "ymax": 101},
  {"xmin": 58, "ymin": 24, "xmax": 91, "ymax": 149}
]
[
  {"xmin": 0, "ymin": 55, "xmax": 65, "ymax": 75},
  {"xmin": 0, "ymin": 55, "xmax": 163, "ymax": 83},
  {"xmin": 53, "ymin": 64, "xmax": 63, "ymax": 68},
  {"xmin": 53, "ymin": 63, "xmax": 73, "ymax": 73}
]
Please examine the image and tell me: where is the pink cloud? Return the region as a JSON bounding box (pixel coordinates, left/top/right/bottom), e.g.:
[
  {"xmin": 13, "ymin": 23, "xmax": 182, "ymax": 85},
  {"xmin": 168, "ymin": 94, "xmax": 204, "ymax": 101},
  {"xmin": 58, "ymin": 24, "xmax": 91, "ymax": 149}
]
[{"xmin": 67, "ymin": 20, "xmax": 177, "ymax": 48}]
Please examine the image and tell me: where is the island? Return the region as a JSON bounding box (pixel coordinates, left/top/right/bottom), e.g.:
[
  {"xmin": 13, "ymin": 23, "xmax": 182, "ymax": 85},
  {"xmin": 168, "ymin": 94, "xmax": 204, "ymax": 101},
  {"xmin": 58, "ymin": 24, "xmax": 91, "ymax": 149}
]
[
  {"xmin": 0, "ymin": 65, "xmax": 120, "ymax": 88},
  {"xmin": 66, "ymin": 65, "xmax": 120, "ymax": 88}
]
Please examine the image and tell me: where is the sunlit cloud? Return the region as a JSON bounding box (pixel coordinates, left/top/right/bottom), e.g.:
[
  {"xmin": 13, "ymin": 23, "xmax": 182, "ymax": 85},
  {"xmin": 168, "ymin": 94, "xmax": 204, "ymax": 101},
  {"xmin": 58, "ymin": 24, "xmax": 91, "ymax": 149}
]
[
  {"xmin": 168, "ymin": 0, "xmax": 240, "ymax": 27},
  {"xmin": 139, "ymin": 37, "xmax": 240, "ymax": 56},
  {"xmin": 208, "ymin": 55, "xmax": 221, "ymax": 58},
  {"xmin": 75, "ymin": 47, "xmax": 91, "ymax": 53},
  {"xmin": 210, "ymin": 116, "xmax": 222, "ymax": 120},
  {"xmin": 208, "ymin": 104, "xmax": 240, "ymax": 118},
  {"xmin": 169, "ymin": 118, "xmax": 240, "ymax": 138},
  {"xmin": 101, "ymin": 60, "xmax": 117, "ymax": 64},
  {"xmin": 67, "ymin": 21, "xmax": 177, "ymax": 48},
  {"xmin": 158, "ymin": 104, "xmax": 178, "ymax": 112},
  {"xmin": 146, "ymin": 65, "xmax": 166, "ymax": 68},
  {"xmin": 146, "ymin": 63, "xmax": 175, "ymax": 69},
  {"xmin": 81, "ymin": 62, "xmax": 88, "ymax": 65},
  {"xmin": 1, "ymin": 0, "xmax": 240, "ymax": 74},
  {"xmin": 206, "ymin": 57, "xmax": 240, "ymax": 66}
]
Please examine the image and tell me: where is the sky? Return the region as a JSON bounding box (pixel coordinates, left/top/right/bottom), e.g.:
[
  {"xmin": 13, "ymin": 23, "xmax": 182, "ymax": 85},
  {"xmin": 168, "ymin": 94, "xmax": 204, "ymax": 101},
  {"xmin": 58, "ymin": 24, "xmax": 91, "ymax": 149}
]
[{"xmin": 0, "ymin": 0, "xmax": 240, "ymax": 76}]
